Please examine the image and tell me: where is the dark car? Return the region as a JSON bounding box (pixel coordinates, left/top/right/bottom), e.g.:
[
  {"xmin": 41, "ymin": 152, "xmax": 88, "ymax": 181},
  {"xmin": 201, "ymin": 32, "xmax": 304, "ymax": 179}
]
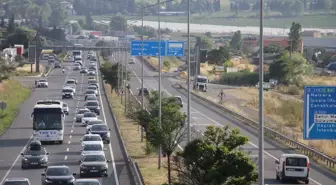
[
  {"xmin": 84, "ymin": 100, "xmax": 100, "ymax": 115},
  {"xmin": 79, "ymin": 154, "xmax": 110, "ymax": 177},
  {"xmin": 138, "ymin": 88, "xmax": 149, "ymax": 96},
  {"xmin": 88, "ymin": 80, "xmax": 98, "ymax": 88},
  {"xmin": 21, "ymin": 149, "xmax": 49, "ymax": 169},
  {"xmin": 41, "ymin": 166, "xmax": 76, "ymax": 185},
  {"xmin": 84, "ymin": 90, "xmax": 96, "ymax": 100},
  {"xmin": 80, "ymin": 68, "xmax": 88, "ymax": 74},
  {"xmin": 89, "ymin": 124, "xmax": 111, "ymax": 144},
  {"xmin": 54, "ymin": 62, "xmax": 62, "ymax": 68}
]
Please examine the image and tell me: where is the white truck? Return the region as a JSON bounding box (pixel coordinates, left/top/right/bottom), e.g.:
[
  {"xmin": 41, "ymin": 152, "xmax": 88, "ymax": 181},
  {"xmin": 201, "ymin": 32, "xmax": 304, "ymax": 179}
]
[
  {"xmin": 193, "ymin": 75, "xmax": 209, "ymax": 92},
  {"xmin": 255, "ymin": 82, "xmax": 271, "ymax": 91}
]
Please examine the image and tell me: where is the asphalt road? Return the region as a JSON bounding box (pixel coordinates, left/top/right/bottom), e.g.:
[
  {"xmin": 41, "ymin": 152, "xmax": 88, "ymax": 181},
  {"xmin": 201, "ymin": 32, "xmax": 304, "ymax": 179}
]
[
  {"xmin": 0, "ymin": 52, "xmax": 133, "ymax": 185},
  {"xmin": 124, "ymin": 55, "xmax": 336, "ymax": 185}
]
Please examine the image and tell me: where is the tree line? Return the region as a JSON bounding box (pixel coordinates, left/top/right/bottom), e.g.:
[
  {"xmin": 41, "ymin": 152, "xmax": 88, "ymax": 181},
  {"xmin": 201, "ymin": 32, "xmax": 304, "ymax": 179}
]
[{"xmin": 99, "ymin": 60, "xmax": 258, "ymax": 185}]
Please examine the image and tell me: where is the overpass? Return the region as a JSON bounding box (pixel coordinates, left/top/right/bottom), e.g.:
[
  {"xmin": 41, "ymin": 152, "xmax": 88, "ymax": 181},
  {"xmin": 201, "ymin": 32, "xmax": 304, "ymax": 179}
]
[{"xmin": 29, "ymin": 45, "xmax": 130, "ymax": 52}]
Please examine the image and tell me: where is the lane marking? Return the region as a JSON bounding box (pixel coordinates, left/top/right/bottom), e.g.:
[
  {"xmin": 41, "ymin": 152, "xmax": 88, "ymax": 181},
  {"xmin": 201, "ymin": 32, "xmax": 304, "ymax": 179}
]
[
  {"xmin": 72, "ymin": 125, "xmax": 74, "ymax": 128},
  {"xmin": 0, "ymin": 135, "xmax": 33, "ymax": 185},
  {"xmin": 66, "ymin": 148, "xmax": 69, "ymax": 152},
  {"xmin": 68, "ymin": 141, "xmax": 71, "ymax": 144},
  {"xmin": 64, "ymin": 156, "xmax": 68, "ymax": 160},
  {"xmin": 70, "ymin": 130, "xmax": 73, "ymax": 133},
  {"xmin": 132, "ymin": 58, "xmax": 323, "ymax": 185},
  {"xmin": 69, "ymin": 135, "xmax": 72, "ymax": 139}
]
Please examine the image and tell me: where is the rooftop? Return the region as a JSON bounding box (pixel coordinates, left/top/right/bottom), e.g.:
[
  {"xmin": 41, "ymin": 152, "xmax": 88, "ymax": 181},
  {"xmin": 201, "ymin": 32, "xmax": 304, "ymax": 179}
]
[{"xmin": 302, "ymin": 37, "xmax": 336, "ymax": 48}]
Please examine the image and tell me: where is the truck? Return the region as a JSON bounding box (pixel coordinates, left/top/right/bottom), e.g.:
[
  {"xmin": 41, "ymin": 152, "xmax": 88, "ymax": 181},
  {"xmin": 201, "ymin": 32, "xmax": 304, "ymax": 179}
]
[
  {"xmin": 193, "ymin": 75, "xmax": 209, "ymax": 92},
  {"xmin": 255, "ymin": 82, "xmax": 271, "ymax": 91}
]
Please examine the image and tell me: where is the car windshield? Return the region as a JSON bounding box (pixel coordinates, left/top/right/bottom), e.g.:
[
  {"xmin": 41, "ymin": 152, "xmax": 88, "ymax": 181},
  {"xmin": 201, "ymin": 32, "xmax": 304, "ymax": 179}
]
[
  {"xmin": 81, "ymin": 68, "xmax": 87, "ymax": 70},
  {"xmin": 86, "ymin": 102, "xmax": 98, "ymax": 106},
  {"xmin": 4, "ymin": 181, "xmax": 30, "ymax": 185},
  {"xmin": 91, "ymin": 125, "xmax": 108, "ymax": 131},
  {"xmin": 63, "ymin": 103, "xmax": 67, "ymax": 107},
  {"xmin": 75, "ymin": 182, "xmax": 100, "ymax": 185},
  {"xmin": 197, "ymin": 78, "xmax": 207, "ymax": 83},
  {"xmin": 46, "ymin": 168, "xmax": 71, "ymax": 176},
  {"xmin": 62, "ymin": 89, "xmax": 72, "ymax": 93},
  {"xmin": 39, "ymin": 80, "xmax": 47, "ymax": 82},
  {"xmin": 83, "ymin": 136, "xmax": 101, "ymax": 141},
  {"xmin": 84, "ymin": 113, "xmax": 96, "ymax": 117},
  {"xmin": 87, "ymin": 96, "xmax": 97, "ymax": 100},
  {"xmin": 88, "ymin": 120, "xmax": 103, "ymax": 125},
  {"xmin": 83, "ymin": 155, "xmax": 105, "ymax": 162},
  {"xmin": 66, "ymin": 81, "xmax": 75, "ymax": 84},
  {"xmin": 86, "ymin": 90, "xmax": 94, "ymax": 94},
  {"xmin": 83, "ymin": 144, "xmax": 102, "ymax": 151},
  {"xmin": 88, "ymin": 86, "xmax": 97, "ymax": 90},
  {"xmin": 285, "ymin": 157, "xmax": 307, "ymax": 167},
  {"xmin": 24, "ymin": 149, "xmax": 46, "ymax": 155},
  {"xmin": 89, "ymin": 81, "xmax": 97, "ymax": 83},
  {"xmin": 78, "ymin": 110, "xmax": 90, "ymax": 114}
]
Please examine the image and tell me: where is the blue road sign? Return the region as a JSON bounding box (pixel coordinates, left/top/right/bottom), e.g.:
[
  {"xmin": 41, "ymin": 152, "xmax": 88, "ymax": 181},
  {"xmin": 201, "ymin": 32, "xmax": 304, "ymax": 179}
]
[
  {"xmin": 130, "ymin": 40, "xmax": 166, "ymax": 56},
  {"xmin": 167, "ymin": 41, "xmax": 184, "ymax": 57},
  {"xmin": 304, "ymin": 86, "xmax": 336, "ymax": 140}
]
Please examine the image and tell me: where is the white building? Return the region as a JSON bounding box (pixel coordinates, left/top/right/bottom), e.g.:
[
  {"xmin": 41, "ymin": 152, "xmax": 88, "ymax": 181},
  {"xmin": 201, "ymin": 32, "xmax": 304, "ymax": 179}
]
[{"xmin": 60, "ymin": 1, "xmax": 75, "ymax": 16}]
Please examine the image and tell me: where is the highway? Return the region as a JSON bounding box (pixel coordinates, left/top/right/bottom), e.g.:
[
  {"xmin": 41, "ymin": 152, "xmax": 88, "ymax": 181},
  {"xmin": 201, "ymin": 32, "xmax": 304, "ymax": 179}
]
[
  {"xmin": 0, "ymin": 52, "xmax": 133, "ymax": 185},
  {"xmin": 125, "ymin": 55, "xmax": 336, "ymax": 185}
]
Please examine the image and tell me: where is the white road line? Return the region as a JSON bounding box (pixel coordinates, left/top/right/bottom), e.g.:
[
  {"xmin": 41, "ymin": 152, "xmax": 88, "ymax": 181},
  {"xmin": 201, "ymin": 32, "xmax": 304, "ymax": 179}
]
[
  {"xmin": 98, "ymin": 54, "xmax": 120, "ymax": 185},
  {"xmin": 72, "ymin": 125, "xmax": 74, "ymax": 128},
  {"xmin": 132, "ymin": 59, "xmax": 322, "ymax": 185},
  {"xmin": 70, "ymin": 130, "xmax": 73, "ymax": 133},
  {"xmin": 68, "ymin": 141, "xmax": 71, "ymax": 144},
  {"xmin": 64, "ymin": 156, "xmax": 68, "ymax": 160},
  {"xmin": 0, "ymin": 135, "xmax": 33, "ymax": 185},
  {"xmin": 69, "ymin": 135, "xmax": 72, "ymax": 139},
  {"xmin": 66, "ymin": 148, "xmax": 70, "ymax": 152}
]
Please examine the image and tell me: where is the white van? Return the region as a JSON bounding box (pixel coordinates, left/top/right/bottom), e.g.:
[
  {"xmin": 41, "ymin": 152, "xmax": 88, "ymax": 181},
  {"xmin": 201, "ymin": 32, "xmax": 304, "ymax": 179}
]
[{"xmin": 275, "ymin": 154, "xmax": 310, "ymax": 184}]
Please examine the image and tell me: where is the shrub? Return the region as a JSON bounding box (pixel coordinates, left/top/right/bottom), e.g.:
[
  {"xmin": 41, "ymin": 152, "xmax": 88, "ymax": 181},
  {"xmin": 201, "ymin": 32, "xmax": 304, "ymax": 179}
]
[
  {"xmin": 218, "ymin": 72, "xmax": 269, "ymax": 86},
  {"xmin": 286, "ymin": 85, "xmax": 300, "ymax": 95}
]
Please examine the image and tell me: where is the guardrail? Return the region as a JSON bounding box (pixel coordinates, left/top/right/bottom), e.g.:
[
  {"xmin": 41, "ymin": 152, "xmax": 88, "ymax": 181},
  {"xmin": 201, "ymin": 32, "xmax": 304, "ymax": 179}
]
[
  {"xmin": 99, "ymin": 57, "xmax": 144, "ymax": 185},
  {"xmin": 174, "ymin": 83, "xmax": 336, "ymax": 170}
]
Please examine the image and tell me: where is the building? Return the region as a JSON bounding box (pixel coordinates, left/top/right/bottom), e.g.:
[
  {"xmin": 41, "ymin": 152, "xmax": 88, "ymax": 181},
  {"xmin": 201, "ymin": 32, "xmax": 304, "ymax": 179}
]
[
  {"xmin": 60, "ymin": 1, "xmax": 75, "ymax": 16},
  {"xmin": 302, "ymin": 37, "xmax": 336, "ymax": 51},
  {"xmin": 242, "ymin": 37, "xmax": 304, "ymax": 53},
  {"xmin": 302, "ymin": 31, "xmax": 321, "ymax": 38}
]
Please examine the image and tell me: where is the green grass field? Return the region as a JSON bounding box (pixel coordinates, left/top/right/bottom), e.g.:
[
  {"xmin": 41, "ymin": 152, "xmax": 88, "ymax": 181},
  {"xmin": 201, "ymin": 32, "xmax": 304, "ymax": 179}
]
[{"xmin": 0, "ymin": 80, "xmax": 31, "ymax": 135}]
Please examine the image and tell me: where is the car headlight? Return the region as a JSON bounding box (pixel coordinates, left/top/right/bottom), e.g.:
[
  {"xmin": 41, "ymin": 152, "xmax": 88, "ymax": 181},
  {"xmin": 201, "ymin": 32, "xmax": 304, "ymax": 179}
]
[
  {"xmin": 45, "ymin": 179, "xmax": 52, "ymax": 183},
  {"xmin": 68, "ymin": 178, "xmax": 75, "ymax": 182},
  {"xmin": 80, "ymin": 165, "xmax": 88, "ymax": 169},
  {"xmin": 102, "ymin": 164, "xmax": 108, "ymax": 169},
  {"xmin": 97, "ymin": 107, "xmax": 100, "ymax": 110},
  {"xmin": 105, "ymin": 132, "xmax": 110, "ymax": 137},
  {"xmin": 40, "ymin": 157, "xmax": 47, "ymax": 162},
  {"xmin": 62, "ymin": 93, "xmax": 65, "ymax": 95},
  {"xmin": 23, "ymin": 157, "xmax": 28, "ymax": 161}
]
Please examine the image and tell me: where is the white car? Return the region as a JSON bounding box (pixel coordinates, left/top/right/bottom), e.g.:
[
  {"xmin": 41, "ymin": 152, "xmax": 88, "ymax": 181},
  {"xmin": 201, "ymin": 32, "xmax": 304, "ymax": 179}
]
[
  {"xmin": 81, "ymin": 143, "xmax": 105, "ymax": 156},
  {"xmin": 75, "ymin": 108, "xmax": 91, "ymax": 122},
  {"xmin": 75, "ymin": 179, "xmax": 100, "ymax": 185},
  {"xmin": 80, "ymin": 134, "xmax": 104, "ymax": 149},
  {"xmin": 86, "ymin": 120, "xmax": 104, "ymax": 133},
  {"xmin": 87, "ymin": 86, "xmax": 98, "ymax": 96},
  {"xmin": 82, "ymin": 112, "xmax": 98, "ymax": 125},
  {"xmin": 62, "ymin": 102, "xmax": 69, "ymax": 115},
  {"xmin": 275, "ymin": 154, "xmax": 310, "ymax": 184},
  {"xmin": 3, "ymin": 178, "xmax": 31, "ymax": 185},
  {"xmin": 37, "ymin": 79, "xmax": 48, "ymax": 88},
  {"xmin": 64, "ymin": 85, "xmax": 76, "ymax": 94}
]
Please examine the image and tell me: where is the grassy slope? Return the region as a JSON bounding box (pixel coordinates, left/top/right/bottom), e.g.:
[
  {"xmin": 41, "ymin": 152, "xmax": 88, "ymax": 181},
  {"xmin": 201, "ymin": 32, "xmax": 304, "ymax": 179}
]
[{"xmin": 0, "ymin": 80, "xmax": 31, "ymax": 135}]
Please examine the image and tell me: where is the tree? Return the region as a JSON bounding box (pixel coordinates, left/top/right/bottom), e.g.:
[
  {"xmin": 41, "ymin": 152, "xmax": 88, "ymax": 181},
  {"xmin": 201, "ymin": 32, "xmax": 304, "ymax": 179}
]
[
  {"xmin": 0, "ymin": 17, "xmax": 5, "ymax": 28},
  {"xmin": 85, "ymin": 12, "xmax": 94, "ymax": 30},
  {"xmin": 173, "ymin": 125, "xmax": 257, "ymax": 185},
  {"xmin": 100, "ymin": 62, "xmax": 129, "ymax": 92},
  {"xmin": 288, "ymin": 22, "xmax": 302, "ymax": 52},
  {"xmin": 269, "ymin": 52, "xmax": 313, "ymax": 85},
  {"xmin": 110, "ymin": 16, "xmax": 127, "ymax": 31},
  {"xmin": 195, "ymin": 36, "xmax": 213, "ymax": 50},
  {"xmin": 0, "ymin": 59, "xmax": 16, "ymax": 82},
  {"xmin": 230, "ymin": 31, "xmax": 242, "ymax": 50},
  {"xmin": 7, "ymin": 14, "xmax": 16, "ymax": 34},
  {"xmin": 207, "ymin": 46, "xmax": 230, "ymax": 65},
  {"xmin": 135, "ymin": 91, "xmax": 187, "ymax": 184}
]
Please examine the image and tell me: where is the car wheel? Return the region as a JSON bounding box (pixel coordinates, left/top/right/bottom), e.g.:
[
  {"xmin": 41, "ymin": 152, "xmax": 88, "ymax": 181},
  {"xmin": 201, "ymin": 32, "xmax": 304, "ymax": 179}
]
[
  {"xmin": 305, "ymin": 179, "xmax": 309, "ymax": 184},
  {"xmin": 59, "ymin": 141, "xmax": 63, "ymax": 144},
  {"xmin": 276, "ymin": 173, "xmax": 279, "ymax": 180},
  {"xmin": 80, "ymin": 174, "xmax": 84, "ymax": 178},
  {"xmin": 21, "ymin": 164, "xmax": 26, "ymax": 169}
]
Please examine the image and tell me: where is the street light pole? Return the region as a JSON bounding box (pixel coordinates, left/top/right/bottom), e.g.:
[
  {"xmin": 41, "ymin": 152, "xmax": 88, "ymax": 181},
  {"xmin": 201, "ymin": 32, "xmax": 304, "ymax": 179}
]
[
  {"xmin": 157, "ymin": 0, "xmax": 162, "ymax": 170},
  {"xmin": 141, "ymin": 7, "xmax": 145, "ymax": 142},
  {"xmin": 187, "ymin": 0, "xmax": 191, "ymax": 143},
  {"xmin": 258, "ymin": 0, "xmax": 264, "ymax": 184},
  {"xmin": 124, "ymin": 43, "xmax": 127, "ymax": 113}
]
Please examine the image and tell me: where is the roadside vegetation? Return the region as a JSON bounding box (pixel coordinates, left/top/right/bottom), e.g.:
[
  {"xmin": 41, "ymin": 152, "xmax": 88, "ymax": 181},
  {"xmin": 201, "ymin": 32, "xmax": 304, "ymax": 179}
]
[
  {"xmin": 145, "ymin": 57, "xmax": 183, "ymax": 72},
  {"xmin": 100, "ymin": 53, "xmax": 258, "ymax": 185},
  {"xmin": 0, "ymin": 80, "xmax": 31, "ymax": 135}
]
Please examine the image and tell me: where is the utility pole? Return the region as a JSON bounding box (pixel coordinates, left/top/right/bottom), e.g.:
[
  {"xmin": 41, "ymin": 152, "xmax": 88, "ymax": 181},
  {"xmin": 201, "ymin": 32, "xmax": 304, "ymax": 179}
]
[
  {"xmin": 121, "ymin": 40, "xmax": 124, "ymax": 104},
  {"xmin": 258, "ymin": 0, "xmax": 265, "ymax": 184},
  {"xmin": 124, "ymin": 46, "xmax": 127, "ymax": 113},
  {"xmin": 157, "ymin": 0, "xmax": 162, "ymax": 170},
  {"xmin": 187, "ymin": 0, "xmax": 191, "ymax": 143},
  {"xmin": 140, "ymin": 8, "xmax": 145, "ymax": 142}
]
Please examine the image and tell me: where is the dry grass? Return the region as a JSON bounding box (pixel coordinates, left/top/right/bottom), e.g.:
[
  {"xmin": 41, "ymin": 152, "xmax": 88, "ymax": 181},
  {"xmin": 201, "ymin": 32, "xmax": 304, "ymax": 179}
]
[
  {"xmin": 146, "ymin": 57, "xmax": 183, "ymax": 72},
  {"xmin": 105, "ymin": 84, "xmax": 169, "ymax": 185},
  {"xmin": 15, "ymin": 64, "xmax": 44, "ymax": 76},
  {"xmin": 213, "ymin": 87, "xmax": 336, "ymax": 157}
]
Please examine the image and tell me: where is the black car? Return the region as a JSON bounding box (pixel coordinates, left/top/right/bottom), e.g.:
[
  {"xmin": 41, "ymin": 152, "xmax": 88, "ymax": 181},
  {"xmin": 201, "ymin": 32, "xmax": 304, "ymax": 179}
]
[
  {"xmin": 79, "ymin": 154, "xmax": 110, "ymax": 177},
  {"xmin": 89, "ymin": 124, "xmax": 111, "ymax": 144},
  {"xmin": 54, "ymin": 62, "xmax": 62, "ymax": 68},
  {"xmin": 41, "ymin": 166, "xmax": 76, "ymax": 185},
  {"xmin": 138, "ymin": 88, "xmax": 149, "ymax": 96},
  {"xmin": 84, "ymin": 100, "xmax": 100, "ymax": 115},
  {"xmin": 80, "ymin": 68, "xmax": 88, "ymax": 74},
  {"xmin": 21, "ymin": 141, "xmax": 49, "ymax": 169}
]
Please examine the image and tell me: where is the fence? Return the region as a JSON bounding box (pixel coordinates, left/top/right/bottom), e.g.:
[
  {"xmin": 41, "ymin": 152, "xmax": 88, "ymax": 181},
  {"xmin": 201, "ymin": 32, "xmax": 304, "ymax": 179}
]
[{"xmin": 174, "ymin": 83, "xmax": 336, "ymax": 170}]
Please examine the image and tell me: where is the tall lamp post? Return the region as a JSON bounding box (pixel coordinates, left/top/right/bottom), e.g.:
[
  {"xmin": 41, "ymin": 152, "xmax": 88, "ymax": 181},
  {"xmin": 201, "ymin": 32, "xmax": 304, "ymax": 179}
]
[
  {"xmin": 157, "ymin": 0, "xmax": 162, "ymax": 170},
  {"xmin": 187, "ymin": 0, "xmax": 191, "ymax": 143}
]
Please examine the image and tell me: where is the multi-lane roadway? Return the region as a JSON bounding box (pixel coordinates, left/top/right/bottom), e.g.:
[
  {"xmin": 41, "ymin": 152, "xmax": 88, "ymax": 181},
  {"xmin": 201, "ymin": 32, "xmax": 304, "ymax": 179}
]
[
  {"xmin": 124, "ymin": 55, "xmax": 336, "ymax": 185},
  {"xmin": 0, "ymin": 52, "xmax": 133, "ymax": 185}
]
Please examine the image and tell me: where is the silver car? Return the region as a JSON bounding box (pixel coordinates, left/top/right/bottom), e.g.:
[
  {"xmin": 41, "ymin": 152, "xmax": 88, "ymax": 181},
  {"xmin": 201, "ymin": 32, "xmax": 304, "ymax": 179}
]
[
  {"xmin": 87, "ymin": 86, "xmax": 98, "ymax": 95},
  {"xmin": 75, "ymin": 179, "xmax": 101, "ymax": 185},
  {"xmin": 85, "ymin": 95, "xmax": 97, "ymax": 102},
  {"xmin": 76, "ymin": 109, "xmax": 91, "ymax": 122},
  {"xmin": 4, "ymin": 178, "xmax": 31, "ymax": 185}
]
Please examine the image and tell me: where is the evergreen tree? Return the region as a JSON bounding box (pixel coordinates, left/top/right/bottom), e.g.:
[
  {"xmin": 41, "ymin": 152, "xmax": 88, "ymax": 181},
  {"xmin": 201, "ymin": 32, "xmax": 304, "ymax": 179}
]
[{"xmin": 7, "ymin": 14, "xmax": 16, "ymax": 34}]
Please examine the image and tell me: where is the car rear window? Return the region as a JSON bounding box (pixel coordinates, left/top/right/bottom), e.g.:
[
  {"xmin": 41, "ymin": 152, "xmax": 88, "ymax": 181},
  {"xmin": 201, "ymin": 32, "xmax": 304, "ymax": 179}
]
[
  {"xmin": 4, "ymin": 182, "xmax": 30, "ymax": 185},
  {"xmin": 285, "ymin": 157, "xmax": 307, "ymax": 167}
]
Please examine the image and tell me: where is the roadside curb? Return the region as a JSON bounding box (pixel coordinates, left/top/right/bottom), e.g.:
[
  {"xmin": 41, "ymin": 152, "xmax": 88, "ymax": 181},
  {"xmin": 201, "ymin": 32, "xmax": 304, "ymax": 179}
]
[{"xmin": 42, "ymin": 66, "xmax": 52, "ymax": 77}]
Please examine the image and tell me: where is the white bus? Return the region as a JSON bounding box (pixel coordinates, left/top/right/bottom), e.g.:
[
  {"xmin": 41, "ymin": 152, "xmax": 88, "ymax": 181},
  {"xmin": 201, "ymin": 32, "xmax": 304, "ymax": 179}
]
[{"xmin": 31, "ymin": 100, "xmax": 65, "ymax": 144}]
